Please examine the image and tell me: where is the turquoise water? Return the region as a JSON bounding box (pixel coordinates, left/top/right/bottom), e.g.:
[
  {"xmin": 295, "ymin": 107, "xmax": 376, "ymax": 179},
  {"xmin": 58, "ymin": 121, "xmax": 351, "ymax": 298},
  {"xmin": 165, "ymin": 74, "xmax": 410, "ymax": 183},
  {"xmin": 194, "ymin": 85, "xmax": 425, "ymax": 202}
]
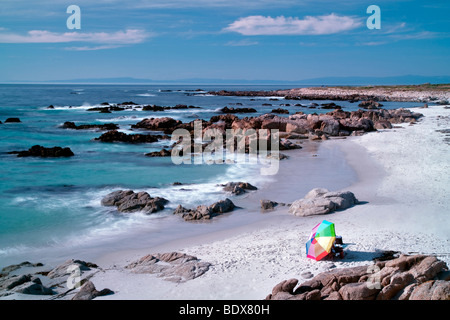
[{"xmin": 0, "ymin": 84, "xmax": 417, "ymax": 265}]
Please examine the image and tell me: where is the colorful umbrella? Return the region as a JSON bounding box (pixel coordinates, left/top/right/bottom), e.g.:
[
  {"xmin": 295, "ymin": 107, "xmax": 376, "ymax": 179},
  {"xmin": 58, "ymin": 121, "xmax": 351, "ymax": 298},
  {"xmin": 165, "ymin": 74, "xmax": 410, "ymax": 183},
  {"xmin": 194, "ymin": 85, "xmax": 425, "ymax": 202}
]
[{"xmin": 306, "ymin": 220, "xmax": 336, "ymax": 261}]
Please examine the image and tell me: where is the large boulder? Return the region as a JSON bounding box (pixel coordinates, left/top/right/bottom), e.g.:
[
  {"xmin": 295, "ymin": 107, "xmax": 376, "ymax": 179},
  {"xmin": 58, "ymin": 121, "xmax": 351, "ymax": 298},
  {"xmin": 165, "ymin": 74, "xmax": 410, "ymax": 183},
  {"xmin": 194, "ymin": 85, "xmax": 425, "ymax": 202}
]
[
  {"xmin": 174, "ymin": 198, "xmax": 235, "ymax": 221},
  {"xmin": 125, "ymin": 252, "xmax": 211, "ymax": 283},
  {"xmin": 288, "ymin": 188, "xmax": 358, "ymax": 217},
  {"xmin": 101, "ymin": 190, "xmax": 168, "ymax": 214}
]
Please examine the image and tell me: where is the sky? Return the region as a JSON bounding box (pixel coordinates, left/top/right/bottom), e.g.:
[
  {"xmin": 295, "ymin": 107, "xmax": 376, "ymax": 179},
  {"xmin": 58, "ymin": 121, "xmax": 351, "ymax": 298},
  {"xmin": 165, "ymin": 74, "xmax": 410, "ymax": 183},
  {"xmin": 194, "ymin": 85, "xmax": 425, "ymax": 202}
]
[{"xmin": 0, "ymin": 0, "xmax": 449, "ymax": 82}]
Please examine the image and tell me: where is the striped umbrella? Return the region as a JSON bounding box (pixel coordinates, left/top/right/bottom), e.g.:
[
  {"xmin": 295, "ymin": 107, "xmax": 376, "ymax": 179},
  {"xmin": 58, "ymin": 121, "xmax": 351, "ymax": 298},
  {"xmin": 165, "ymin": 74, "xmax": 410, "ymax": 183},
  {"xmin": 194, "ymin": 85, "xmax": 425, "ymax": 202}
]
[{"xmin": 306, "ymin": 220, "xmax": 336, "ymax": 261}]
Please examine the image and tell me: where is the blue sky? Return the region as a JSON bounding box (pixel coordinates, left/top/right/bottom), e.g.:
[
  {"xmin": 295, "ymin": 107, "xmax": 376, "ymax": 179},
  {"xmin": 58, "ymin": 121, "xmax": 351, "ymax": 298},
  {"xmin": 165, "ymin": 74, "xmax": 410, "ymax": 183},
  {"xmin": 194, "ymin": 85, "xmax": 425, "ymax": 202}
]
[{"xmin": 0, "ymin": 0, "xmax": 449, "ymax": 82}]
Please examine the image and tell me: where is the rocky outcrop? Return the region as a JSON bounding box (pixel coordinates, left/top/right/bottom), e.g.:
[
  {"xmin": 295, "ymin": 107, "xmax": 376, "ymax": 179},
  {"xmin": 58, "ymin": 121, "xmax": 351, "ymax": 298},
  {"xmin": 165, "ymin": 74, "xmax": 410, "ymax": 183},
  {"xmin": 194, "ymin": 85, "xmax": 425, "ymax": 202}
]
[
  {"xmin": 288, "ymin": 188, "xmax": 358, "ymax": 217},
  {"xmin": 101, "ymin": 190, "xmax": 169, "ymax": 214},
  {"xmin": 0, "ymin": 274, "xmax": 53, "ymax": 295},
  {"xmin": 221, "ymin": 182, "xmax": 257, "ymax": 195},
  {"xmin": 0, "ymin": 258, "xmax": 111, "ymax": 299},
  {"xmin": 1, "ymin": 262, "xmax": 43, "ymax": 277},
  {"xmin": 125, "ymin": 252, "xmax": 211, "ymax": 283},
  {"xmin": 46, "ymin": 259, "xmax": 98, "ymax": 279},
  {"xmin": 8, "ymin": 145, "xmax": 74, "ymax": 158},
  {"xmin": 173, "ymin": 198, "xmax": 235, "ymax": 221},
  {"xmin": 266, "ymin": 254, "xmax": 450, "ymax": 300},
  {"xmin": 61, "ymin": 121, "xmax": 119, "ymax": 131},
  {"xmin": 94, "ymin": 130, "xmax": 168, "ymax": 143}
]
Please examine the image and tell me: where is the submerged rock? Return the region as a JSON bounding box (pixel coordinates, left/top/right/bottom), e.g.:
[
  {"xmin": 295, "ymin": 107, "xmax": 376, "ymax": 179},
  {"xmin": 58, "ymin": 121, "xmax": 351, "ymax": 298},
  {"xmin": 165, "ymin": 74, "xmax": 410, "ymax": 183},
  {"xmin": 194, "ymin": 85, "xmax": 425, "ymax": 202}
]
[
  {"xmin": 94, "ymin": 130, "xmax": 168, "ymax": 143},
  {"xmin": 61, "ymin": 121, "xmax": 119, "ymax": 131},
  {"xmin": 5, "ymin": 118, "xmax": 21, "ymax": 123},
  {"xmin": 8, "ymin": 145, "xmax": 74, "ymax": 158},
  {"xmin": 220, "ymin": 106, "xmax": 257, "ymax": 114},
  {"xmin": 145, "ymin": 148, "xmax": 172, "ymax": 157},
  {"xmin": 288, "ymin": 188, "xmax": 358, "ymax": 217}
]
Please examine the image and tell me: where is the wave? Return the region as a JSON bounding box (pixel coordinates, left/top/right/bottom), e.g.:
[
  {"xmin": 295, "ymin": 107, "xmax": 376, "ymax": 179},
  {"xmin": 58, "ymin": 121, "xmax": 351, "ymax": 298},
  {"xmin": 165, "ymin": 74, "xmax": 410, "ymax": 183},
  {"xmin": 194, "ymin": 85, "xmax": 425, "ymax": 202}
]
[
  {"xmin": 96, "ymin": 115, "xmax": 146, "ymax": 122},
  {"xmin": 136, "ymin": 93, "xmax": 156, "ymax": 97}
]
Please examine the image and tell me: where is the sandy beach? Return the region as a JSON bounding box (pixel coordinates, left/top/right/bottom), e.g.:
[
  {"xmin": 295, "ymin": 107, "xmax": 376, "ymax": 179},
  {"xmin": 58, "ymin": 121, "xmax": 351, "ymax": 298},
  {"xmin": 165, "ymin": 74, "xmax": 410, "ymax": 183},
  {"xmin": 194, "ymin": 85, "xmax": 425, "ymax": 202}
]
[{"xmin": 80, "ymin": 104, "xmax": 449, "ymax": 300}]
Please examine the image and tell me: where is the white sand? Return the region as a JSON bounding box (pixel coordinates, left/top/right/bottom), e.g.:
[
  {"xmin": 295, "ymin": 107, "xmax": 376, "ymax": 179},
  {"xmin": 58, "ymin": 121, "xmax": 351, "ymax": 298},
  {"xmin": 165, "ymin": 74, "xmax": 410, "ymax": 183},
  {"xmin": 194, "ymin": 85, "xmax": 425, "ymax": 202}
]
[{"xmin": 57, "ymin": 105, "xmax": 450, "ymax": 299}]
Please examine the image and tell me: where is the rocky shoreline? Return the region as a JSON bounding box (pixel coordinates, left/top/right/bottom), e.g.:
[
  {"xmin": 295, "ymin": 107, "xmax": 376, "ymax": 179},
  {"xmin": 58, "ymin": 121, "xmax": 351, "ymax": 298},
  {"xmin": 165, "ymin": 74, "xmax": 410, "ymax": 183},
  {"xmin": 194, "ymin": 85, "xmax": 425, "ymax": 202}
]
[
  {"xmin": 209, "ymin": 84, "xmax": 450, "ymax": 103},
  {"xmin": 1, "ymin": 250, "xmax": 448, "ymax": 300}
]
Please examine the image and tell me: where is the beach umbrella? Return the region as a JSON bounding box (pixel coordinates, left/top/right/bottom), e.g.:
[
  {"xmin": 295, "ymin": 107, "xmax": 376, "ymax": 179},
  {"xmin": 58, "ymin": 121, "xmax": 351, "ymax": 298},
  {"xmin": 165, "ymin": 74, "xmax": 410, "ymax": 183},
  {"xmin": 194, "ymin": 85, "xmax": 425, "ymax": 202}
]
[{"xmin": 306, "ymin": 220, "xmax": 336, "ymax": 261}]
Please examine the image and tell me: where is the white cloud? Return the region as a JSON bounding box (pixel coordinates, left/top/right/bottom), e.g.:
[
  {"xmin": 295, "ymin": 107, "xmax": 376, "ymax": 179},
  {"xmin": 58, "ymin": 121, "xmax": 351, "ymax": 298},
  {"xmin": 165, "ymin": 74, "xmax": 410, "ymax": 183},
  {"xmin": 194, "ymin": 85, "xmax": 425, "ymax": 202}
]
[
  {"xmin": 225, "ymin": 39, "xmax": 259, "ymax": 46},
  {"xmin": 63, "ymin": 45, "xmax": 123, "ymax": 51},
  {"xmin": 224, "ymin": 14, "xmax": 362, "ymax": 36},
  {"xmin": 0, "ymin": 29, "xmax": 151, "ymax": 44}
]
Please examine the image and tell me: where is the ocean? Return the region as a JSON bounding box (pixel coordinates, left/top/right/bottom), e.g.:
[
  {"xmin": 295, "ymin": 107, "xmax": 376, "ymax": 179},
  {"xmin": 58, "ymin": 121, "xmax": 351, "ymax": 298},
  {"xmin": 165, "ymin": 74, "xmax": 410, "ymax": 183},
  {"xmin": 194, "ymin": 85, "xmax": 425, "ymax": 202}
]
[{"xmin": 0, "ymin": 84, "xmax": 418, "ymax": 266}]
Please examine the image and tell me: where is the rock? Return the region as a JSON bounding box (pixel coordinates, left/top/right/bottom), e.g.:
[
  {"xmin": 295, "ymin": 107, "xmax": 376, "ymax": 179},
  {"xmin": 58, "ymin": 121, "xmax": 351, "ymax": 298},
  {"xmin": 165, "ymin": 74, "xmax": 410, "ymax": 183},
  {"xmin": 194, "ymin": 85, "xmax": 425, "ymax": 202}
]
[
  {"xmin": 87, "ymin": 106, "xmax": 126, "ymax": 112},
  {"xmin": 72, "ymin": 281, "xmax": 113, "ymax": 300},
  {"xmin": 125, "ymin": 252, "xmax": 211, "ymax": 283},
  {"xmin": 47, "ymin": 259, "xmax": 97, "ymax": 279},
  {"xmin": 0, "ymin": 274, "xmax": 32, "ymax": 290},
  {"xmin": 61, "ymin": 121, "xmax": 119, "ymax": 131},
  {"xmin": 101, "ymin": 190, "xmax": 168, "ymax": 214},
  {"xmin": 260, "ymin": 200, "xmax": 279, "ymax": 211},
  {"xmin": 174, "ymin": 198, "xmax": 235, "ymax": 221},
  {"xmin": 8, "ymin": 145, "xmax": 74, "ymax": 158},
  {"xmin": 145, "ymin": 148, "xmax": 172, "ymax": 157},
  {"xmin": 280, "ymin": 139, "xmax": 302, "ymax": 150},
  {"xmin": 409, "ymin": 280, "xmax": 450, "ymax": 300},
  {"xmin": 266, "ymin": 254, "xmax": 449, "ymax": 300},
  {"xmin": 13, "ymin": 277, "xmax": 54, "ymax": 295},
  {"xmin": 272, "ymin": 279, "xmax": 298, "ymax": 296},
  {"xmin": 339, "ymin": 282, "xmax": 380, "ymax": 300},
  {"xmin": 288, "ymin": 188, "xmax": 358, "ymax": 217},
  {"xmin": 5, "ymin": 118, "xmax": 21, "ymax": 123},
  {"xmin": 320, "ymin": 118, "xmax": 340, "ymax": 136},
  {"xmin": 131, "ymin": 117, "xmax": 182, "ymax": 131},
  {"xmin": 359, "ymin": 100, "xmax": 383, "ymax": 109},
  {"xmin": 1, "ymin": 261, "xmax": 43, "ymax": 276},
  {"xmin": 94, "ymin": 130, "xmax": 166, "ymax": 143},
  {"xmin": 221, "ymin": 107, "xmax": 257, "ymax": 113},
  {"xmin": 208, "ymin": 198, "xmax": 235, "ymax": 214},
  {"xmin": 271, "ymin": 108, "xmax": 289, "ymax": 114},
  {"xmin": 221, "ymin": 182, "xmax": 257, "ymax": 195},
  {"xmin": 373, "ymin": 120, "xmax": 393, "ymax": 130}
]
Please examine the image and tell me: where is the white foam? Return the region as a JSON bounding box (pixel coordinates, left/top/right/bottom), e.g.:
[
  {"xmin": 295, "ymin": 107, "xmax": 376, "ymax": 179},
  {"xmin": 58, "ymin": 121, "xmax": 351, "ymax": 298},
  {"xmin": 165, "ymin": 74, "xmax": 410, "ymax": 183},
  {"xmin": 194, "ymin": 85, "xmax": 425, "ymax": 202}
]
[{"xmin": 136, "ymin": 93, "xmax": 156, "ymax": 97}]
